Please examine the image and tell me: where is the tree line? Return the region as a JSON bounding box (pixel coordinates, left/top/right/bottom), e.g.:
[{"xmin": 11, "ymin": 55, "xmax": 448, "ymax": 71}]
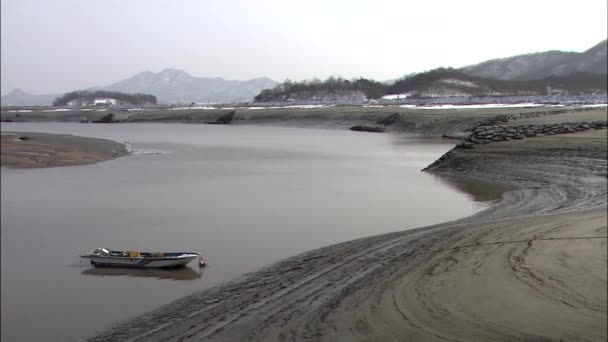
[
  {"xmin": 254, "ymin": 76, "xmax": 385, "ymax": 102},
  {"xmin": 254, "ymin": 68, "xmax": 607, "ymax": 102},
  {"xmin": 53, "ymin": 90, "xmax": 157, "ymax": 106}
]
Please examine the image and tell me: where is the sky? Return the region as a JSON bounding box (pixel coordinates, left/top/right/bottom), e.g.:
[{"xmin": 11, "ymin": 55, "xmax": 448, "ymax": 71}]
[{"xmin": 1, "ymin": 0, "xmax": 607, "ymax": 95}]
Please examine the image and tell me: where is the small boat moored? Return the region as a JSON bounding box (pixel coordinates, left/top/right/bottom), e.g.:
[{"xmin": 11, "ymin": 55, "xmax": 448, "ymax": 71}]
[{"xmin": 81, "ymin": 248, "xmax": 205, "ymax": 268}]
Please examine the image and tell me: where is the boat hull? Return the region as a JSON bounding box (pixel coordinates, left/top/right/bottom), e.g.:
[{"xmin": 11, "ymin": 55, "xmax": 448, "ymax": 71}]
[{"xmin": 82, "ymin": 255, "xmax": 198, "ymax": 268}]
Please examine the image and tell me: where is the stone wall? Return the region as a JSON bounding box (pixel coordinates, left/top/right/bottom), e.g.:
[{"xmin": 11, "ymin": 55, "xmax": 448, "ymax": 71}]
[
  {"xmin": 469, "ymin": 107, "xmax": 601, "ymax": 129},
  {"xmin": 457, "ymin": 121, "xmax": 608, "ymax": 148}
]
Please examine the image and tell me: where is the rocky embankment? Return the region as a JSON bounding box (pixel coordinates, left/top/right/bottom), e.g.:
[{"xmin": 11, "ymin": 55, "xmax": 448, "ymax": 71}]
[{"xmin": 455, "ymin": 120, "xmax": 608, "ymax": 149}]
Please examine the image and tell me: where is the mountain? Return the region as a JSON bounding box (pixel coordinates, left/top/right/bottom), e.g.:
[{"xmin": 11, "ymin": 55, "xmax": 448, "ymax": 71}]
[
  {"xmin": 256, "ymin": 67, "xmax": 607, "ymax": 102},
  {"xmin": 388, "ymin": 68, "xmax": 607, "ymax": 98},
  {"xmin": 99, "ymin": 69, "xmax": 278, "ymax": 104},
  {"xmin": 0, "ymin": 89, "xmax": 58, "ymax": 106},
  {"xmin": 2, "ymin": 69, "xmax": 278, "ymax": 106},
  {"xmin": 462, "ymin": 39, "xmax": 607, "ymax": 80},
  {"xmin": 383, "ymin": 72, "xmax": 418, "ymax": 85}
]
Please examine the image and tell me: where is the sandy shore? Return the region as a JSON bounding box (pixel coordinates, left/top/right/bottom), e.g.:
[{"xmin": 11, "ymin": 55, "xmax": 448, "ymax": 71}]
[
  {"xmin": 89, "ymin": 117, "xmax": 607, "ymax": 341},
  {"xmin": 1, "ymin": 132, "xmax": 128, "ymax": 168}
]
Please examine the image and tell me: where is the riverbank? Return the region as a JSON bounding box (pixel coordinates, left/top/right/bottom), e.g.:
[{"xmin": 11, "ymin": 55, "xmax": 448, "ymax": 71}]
[
  {"xmin": 0, "ymin": 132, "xmax": 128, "ymax": 168},
  {"xmin": 2, "ymin": 105, "xmax": 605, "ymax": 136},
  {"xmin": 90, "ymin": 121, "xmax": 607, "ymax": 340}
]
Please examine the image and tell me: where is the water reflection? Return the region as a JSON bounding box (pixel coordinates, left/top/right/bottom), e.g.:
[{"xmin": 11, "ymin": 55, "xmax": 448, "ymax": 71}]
[
  {"xmin": 430, "ymin": 173, "xmax": 515, "ymax": 204},
  {"xmin": 81, "ymin": 266, "xmax": 203, "ymax": 281}
]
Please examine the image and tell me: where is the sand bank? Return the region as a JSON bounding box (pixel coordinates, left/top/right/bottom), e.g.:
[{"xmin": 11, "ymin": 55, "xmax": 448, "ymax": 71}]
[
  {"xmin": 89, "ymin": 118, "xmax": 607, "ymax": 341},
  {"xmin": 1, "ymin": 132, "xmax": 128, "ymax": 168}
]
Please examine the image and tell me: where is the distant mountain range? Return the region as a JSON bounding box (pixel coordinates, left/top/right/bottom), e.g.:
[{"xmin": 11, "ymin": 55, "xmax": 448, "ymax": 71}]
[
  {"xmin": 386, "ymin": 68, "xmax": 606, "ymax": 98},
  {"xmin": 2, "ymin": 39, "xmax": 606, "ymax": 106},
  {"xmin": 461, "ymin": 40, "xmax": 607, "ymax": 80},
  {"xmin": 94, "ymin": 69, "xmax": 278, "ymax": 104},
  {"xmin": 258, "ymin": 39, "xmax": 607, "ymax": 101},
  {"xmin": 1, "ymin": 69, "xmax": 278, "ymax": 106},
  {"xmin": 0, "ymin": 89, "xmax": 58, "ymax": 107}
]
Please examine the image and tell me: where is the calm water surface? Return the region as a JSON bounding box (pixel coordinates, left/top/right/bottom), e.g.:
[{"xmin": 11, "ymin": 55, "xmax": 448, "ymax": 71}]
[{"xmin": 1, "ymin": 123, "xmax": 488, "ymax": 341}]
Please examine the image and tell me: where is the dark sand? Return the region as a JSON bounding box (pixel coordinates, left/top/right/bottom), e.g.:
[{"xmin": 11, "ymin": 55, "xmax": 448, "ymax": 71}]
[
  {"xmin": 1, "ymin": 132, "xmax": 128, "ymax": 168},
  {"xmin": 89, "ymin": 123, "xmax": 607, "ymax": 339}
]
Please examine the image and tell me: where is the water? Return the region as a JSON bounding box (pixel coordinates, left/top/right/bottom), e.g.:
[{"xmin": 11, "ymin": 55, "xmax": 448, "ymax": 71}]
[{"xmin": 1, "ymin": 123, "xmax": 489, "ymax": 341}]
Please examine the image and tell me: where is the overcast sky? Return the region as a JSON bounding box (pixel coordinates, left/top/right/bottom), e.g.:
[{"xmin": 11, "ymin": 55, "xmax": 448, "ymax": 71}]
[{"xmin": 1, "ymin": 0, "xmax": 607, "ymax": 95}]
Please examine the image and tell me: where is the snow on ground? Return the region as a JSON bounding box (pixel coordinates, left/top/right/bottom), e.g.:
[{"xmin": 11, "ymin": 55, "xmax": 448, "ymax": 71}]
[
  {"xmin": 580, "ymin": 104, "xmax": 608, "ymax": 108},
  {"xmin": 170, "ymin": 106, "xmax": 217, "ymax": 110},
  {"xmin": 437, "ymin": 79, "xmax": 479, "ymax": 88},
  {"xmin": 399, "ymin": 103, "xmax": 567, "ymax": 110},
  {"xmin": 246, "ymin": 105, "xmax": 334, "ymax": 110},
  {"xmin": 381, "ymin": 93, "xmax": 413, "ymax": 100}
]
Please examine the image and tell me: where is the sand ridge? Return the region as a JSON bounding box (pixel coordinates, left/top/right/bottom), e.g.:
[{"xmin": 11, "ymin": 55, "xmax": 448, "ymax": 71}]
[{"xmin": 0, "ymin": 132, "xmax": 128, "ymax": 168}]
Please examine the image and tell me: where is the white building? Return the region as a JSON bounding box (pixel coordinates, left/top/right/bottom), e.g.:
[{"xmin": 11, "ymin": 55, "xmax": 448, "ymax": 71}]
[{"xmin": 93, "ymin": 98, "xmax": 118, "ymax": 105}]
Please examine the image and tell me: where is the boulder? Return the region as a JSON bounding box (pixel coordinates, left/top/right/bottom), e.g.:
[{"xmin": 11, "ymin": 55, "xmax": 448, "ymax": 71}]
[
  {"xmin": 206, "ymin": 111, "xmax": 236, "ymax": 125},
  {"xmin": 376, "ymin": 113, "xmax": 401, "ymax": 126},
  {"xmin": 350, "ymin": 125, "xmax": 385, "ymax": 133}
]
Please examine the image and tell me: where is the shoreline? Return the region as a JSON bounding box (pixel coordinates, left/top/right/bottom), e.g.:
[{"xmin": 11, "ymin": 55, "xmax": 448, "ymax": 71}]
[
  {"xmin": 89, "ymin": 123, "xmax": 607, "ymax": 340},
  {"xmin": 0, "ymin": 132, "xmax": 128, "ymax": 168}
]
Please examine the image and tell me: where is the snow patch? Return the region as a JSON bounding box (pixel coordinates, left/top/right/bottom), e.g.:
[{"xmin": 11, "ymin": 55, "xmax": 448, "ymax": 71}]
[
  {"xmin": 437, "ymin": 78, "xmax": 479, "ymax": 88},
  {"xmin": 382, "ymin": 93, "xmax": 413, "ymax": 100},
  {"xmin": 580, "ymin": 103, "xmax": 608, "ymax": 108},
  {"xmin": 246, "ymin": 105, "xmax": 334, "ymax": 110},
  {"xmin": 170, "ymin": 106, "xmax": 217, "ymax": 110},
  {"xmin": 399, "ymin": 103, "xmax": 567, "ymax": 110}
]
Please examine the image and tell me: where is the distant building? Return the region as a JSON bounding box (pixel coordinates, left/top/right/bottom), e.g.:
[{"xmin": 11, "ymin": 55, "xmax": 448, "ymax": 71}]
[
  {"xmin": 66, "ymin": 98, "xmax": 118, "ymax": 107},
  {"xmin": 93, "ymin": 98, "xmax": 118, "ymax": 106}
]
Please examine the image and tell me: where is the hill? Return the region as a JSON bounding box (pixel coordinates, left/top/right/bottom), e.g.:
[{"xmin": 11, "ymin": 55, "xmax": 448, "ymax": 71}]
[
  {"xmin": 254, "ymin": 77, "xmax": 385, "ymax": 102},
  {"xmin": 387, "ymin": 68, "xmax": 607, "ymax": 97},
  {"xmin": 2, "ymin": 69, "xmax": 278, "ymax": 106},
  {"xmin": 254, "ymin": 68, "xmax": 607, "ymax": 102},
  {"xmin": 462, "ymin": 40, "xmax": 607, "ymax": 80},
  {"xmin": 99, "ymin": 69, "xmax": 278, "ymax": 104},
  {"xmin": 0, "ymin": 89, "xmax": 58, "ymax": 106}
]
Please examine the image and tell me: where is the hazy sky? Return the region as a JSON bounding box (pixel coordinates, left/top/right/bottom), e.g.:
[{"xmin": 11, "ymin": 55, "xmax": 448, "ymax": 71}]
[{"xmin": 1, "ymin": 0, "xmax": 607, "ymax": 95}]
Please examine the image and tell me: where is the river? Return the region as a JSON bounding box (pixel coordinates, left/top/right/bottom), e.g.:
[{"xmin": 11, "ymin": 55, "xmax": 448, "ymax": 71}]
[{"xmin": 1, "ymin": 123, "xmax": 489, "ymax": 341}]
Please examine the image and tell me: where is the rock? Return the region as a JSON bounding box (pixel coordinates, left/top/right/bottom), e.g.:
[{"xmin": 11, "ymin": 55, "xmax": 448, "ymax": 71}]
[
  {"xmin": 206, "ymin": 111, "xmax": 236, "ymax": 125},
  {"xmin": 376, "ymin": 113, "xmax": 401, "ymax": 126},
  {"xmin": 92, "ymin": 113, "xmax": 117, "ymax": 123},
  {"xmin": 350, "ymin": 125, "xmax": 385, "ymax": 133}
]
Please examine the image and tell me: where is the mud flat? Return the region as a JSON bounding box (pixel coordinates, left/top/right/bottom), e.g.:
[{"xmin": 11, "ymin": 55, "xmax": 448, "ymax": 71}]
[
  {"xmin": 90, "ymin": 121, "xmax": 607, "ymax": 341},
  {"xmin": 1, "ymin": 132, "xmax": 128, "ymax": 168}
]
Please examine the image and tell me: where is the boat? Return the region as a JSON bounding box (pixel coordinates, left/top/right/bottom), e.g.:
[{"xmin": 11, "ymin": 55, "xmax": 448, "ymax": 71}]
[{"xmin": 80, "ymin": 248, "xmax": 205, "ymax": 268}]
